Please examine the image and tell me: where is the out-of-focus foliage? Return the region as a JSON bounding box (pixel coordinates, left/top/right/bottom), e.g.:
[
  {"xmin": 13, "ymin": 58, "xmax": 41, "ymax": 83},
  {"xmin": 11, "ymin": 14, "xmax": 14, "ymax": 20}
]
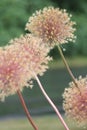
[
  {"xmin": 51, "ymin": 0, "xmax": 87, "ymax": 14},
  {"xmin": 0, "ymin": 0, "xmax": 55, "ymax": 46},
  {"xmin": 50, "ymin": 0, "xmax": 87, "ymax": 58},
  {"xmin": 0, "ymin": 0, "xmax": 87, "ymax": 57}
]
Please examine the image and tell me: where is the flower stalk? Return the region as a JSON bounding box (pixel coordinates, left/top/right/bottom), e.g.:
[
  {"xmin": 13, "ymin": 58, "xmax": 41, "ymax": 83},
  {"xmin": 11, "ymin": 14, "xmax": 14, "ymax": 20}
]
[
  {"xmin": 57, "ymin": 44, "xmax": 77, "ymax": 86},
  {"xmin": 17, "ymin": 89, "xmax": 38, "ymax": 130},
  {"xmin": 33, "ymin": 72, "xmax": 70, "ymax": 130}
]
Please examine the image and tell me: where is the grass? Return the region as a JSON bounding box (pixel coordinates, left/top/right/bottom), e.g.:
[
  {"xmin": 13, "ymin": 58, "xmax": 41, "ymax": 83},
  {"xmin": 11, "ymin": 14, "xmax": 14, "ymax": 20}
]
[{"xmin": 0, "ymin": 115, "xmax": 86, "ymax": 130}]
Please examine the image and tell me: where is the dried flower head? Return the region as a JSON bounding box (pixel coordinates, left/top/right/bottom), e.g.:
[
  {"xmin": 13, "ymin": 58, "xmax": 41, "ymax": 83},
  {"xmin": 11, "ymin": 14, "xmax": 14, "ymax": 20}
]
[
  {"xmin": 10, "ymin": 34, "xmax": 52, "ymax": 77},
  {"xmin": 25, "ymin": 6, "xmax": 76, "ymax": 47},
  {"xmin": 0, "ymin": 44, "xmax": 32, "ymax": 101},
  {"xmin": 63, "ymin": 76, "xmax": 87, "ymax": 127}
]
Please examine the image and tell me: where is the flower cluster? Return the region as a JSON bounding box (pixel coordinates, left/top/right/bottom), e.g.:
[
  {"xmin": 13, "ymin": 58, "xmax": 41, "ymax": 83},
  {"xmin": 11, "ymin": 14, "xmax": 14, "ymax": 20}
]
[
  {"xmin": 25, "ymin": 6, "xmax": 76, "ymax": 47},
  {"xmin": 0, "ymin": 34, "xmax": 51, "ymax": 101},
  {"xmin": 63, "ymin": 76, "xmax": 87, "ymax": 127},
  {"xmin": 0, "ymin": 44, "xmax": 32, "ymax": 101},
  {"xmin": 10, "ymin": 34, "xmax": 52, "ymax": 76}
]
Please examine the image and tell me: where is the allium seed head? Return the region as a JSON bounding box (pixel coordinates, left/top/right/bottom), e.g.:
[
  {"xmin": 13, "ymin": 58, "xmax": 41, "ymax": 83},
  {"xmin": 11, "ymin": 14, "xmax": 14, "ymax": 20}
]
[
  {"xmin": 10, "ymin": 34, "xmax": 52, "ymax": 77},
  {"xmin": 26, "ymin": 6, "xmax": 76, "ymax": 47},
  {"xmin": 0, "ymin": 34, "xmax": 51, "ymax": 101},
  {"xmin": 0, "ymin": 44, "xmax": 33, "ymax": 101},
  {"xmin": 63, "ymin": 76, "xmax": 87, "ymax": 127}
]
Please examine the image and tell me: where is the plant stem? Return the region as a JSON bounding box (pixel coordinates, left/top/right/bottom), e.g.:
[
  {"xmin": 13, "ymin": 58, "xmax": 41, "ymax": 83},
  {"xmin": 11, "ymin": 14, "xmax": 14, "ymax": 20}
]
[
  {"xmin": 33, "ymin": 72, "xmax": 70, "ymax": 130},
  {"xmin": 17, "ymin": 89, "xmax": 38, "ymax": 130},
  {"xmin": 57, "ymin": 44, "xmax": 77, "ymax": 86}
]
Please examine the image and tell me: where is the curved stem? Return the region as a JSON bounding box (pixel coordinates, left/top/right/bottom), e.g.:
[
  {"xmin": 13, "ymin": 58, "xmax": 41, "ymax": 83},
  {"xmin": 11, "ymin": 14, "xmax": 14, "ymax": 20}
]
[
  {"xmin": 17, "ymin": 89, "xmax": 38, "ymax": 130},
  {"xmin": 57, "ymin": 45, "xmax": 77, "ymax": 86},
  {"xmin": 33, "ymin": 72, "xmax": 70, "ymax": 130}
]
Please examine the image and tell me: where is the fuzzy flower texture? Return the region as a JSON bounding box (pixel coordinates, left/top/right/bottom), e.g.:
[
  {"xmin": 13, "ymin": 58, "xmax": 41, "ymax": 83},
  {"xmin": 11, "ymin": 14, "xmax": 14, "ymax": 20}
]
[
  {"xmin": 0, "ymin": 44, "xmax": 31, "ymax": 101},
  {"xmin": 26, "ymin": 6, "xmax": 76, "ymax": 47},
  {"xmin": 0, "ymin": 34, "xmax": 51, "ymax": 101},
  {"xmin": 63, "ymin": 76, "xmax": 87, "ymax": 127},
  {"xmin": 10, "ymin": 34, "xmax": 51, "ymax": 76}
]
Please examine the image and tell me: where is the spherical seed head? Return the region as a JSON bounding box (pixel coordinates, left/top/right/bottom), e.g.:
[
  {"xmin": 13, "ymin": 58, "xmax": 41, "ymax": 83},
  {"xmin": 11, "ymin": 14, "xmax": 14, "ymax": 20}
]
[
  {"xmin": 0, "ymin": 44, "xmax": 33, "ymax": 101},
  {"xmin": 10, "ymin": 34, "xmax": 52, "ymax": 77},
  {"xmin": 26, "ymin": 6, "xmax": 76, "ymax": 47},
  {"xmin": 63, "ymin": 76, "xmax": 87, "ymax": 127}
]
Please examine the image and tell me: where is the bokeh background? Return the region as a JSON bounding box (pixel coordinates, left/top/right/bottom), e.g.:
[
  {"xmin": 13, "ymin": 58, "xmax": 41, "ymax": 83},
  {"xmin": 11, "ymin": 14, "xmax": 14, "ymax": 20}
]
[{"xmin": 0, "ymin": 0, "xmax": 87, "ymax": 130}]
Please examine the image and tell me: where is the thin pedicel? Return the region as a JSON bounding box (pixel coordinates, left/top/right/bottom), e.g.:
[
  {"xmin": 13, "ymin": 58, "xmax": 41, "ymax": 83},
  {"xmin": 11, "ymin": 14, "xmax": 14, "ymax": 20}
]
[
  {"xmin": 17, "ymin": 89, "xmax": 38, "ymax": 130},
  {"xmin": 57, "ymin": 44, "xmax": 81, "ymax": 92},
  {"xmin": 33, "ymin": 71, "xmax": 70, "ymax": 130}
]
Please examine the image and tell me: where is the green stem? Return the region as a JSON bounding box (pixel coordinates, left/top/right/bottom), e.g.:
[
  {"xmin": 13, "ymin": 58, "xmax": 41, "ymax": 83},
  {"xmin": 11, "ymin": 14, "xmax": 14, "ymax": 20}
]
[
  {"xmin": 17, "ymin": 90, "xmax": 38, "ymax": 130},
  {"xmin": 57, "ymin": 45, "xmax": 77, "ymax": 86}
]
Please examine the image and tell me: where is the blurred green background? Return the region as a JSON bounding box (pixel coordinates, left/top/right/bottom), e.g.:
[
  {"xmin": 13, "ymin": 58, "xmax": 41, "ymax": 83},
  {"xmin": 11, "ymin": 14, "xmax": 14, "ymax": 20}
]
[
  {"xmin": 0, "ymin": 0, "xmax": 87, "ymax": 57},
  {"xmin": 0, "ymin": 0, "xmax": 87, "ymax": 129}
]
